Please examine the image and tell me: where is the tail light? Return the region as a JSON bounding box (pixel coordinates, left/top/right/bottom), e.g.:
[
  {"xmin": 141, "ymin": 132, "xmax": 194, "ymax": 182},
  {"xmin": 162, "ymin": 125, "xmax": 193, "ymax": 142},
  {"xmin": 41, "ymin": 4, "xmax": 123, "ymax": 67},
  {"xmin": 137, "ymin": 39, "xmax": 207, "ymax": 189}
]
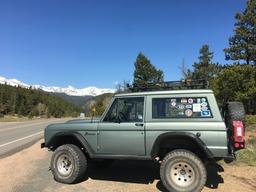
[{"xmin": 232, "ymin": 120, "xmax": 245, "ymax": 149}]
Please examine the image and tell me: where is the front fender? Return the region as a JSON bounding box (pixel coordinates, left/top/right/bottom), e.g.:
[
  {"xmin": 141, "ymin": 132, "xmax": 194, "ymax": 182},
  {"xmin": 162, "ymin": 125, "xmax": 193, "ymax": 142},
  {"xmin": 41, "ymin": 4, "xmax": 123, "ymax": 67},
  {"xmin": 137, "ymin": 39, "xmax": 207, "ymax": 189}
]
[{"xmin": 45, "ymin": 132, "xmax": 95, "ymax": 157}]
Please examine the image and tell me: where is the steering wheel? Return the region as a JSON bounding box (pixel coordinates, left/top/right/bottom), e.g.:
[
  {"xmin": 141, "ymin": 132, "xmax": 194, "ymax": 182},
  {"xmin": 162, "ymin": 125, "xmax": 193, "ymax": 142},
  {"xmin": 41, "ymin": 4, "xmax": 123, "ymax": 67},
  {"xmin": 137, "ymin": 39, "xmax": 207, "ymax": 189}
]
[{"xmin": 118, "ymin": 112, "xmax": 127, "ymax": 122}]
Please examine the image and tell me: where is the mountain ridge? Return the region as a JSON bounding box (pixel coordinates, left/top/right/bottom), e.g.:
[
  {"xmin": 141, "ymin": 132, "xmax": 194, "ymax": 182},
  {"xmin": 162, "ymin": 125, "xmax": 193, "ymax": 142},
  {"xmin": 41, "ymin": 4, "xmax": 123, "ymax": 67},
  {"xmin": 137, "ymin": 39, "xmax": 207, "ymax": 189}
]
[{"xmin": 0, "ymin": 76, "xmax": 115, "ymax": 96}]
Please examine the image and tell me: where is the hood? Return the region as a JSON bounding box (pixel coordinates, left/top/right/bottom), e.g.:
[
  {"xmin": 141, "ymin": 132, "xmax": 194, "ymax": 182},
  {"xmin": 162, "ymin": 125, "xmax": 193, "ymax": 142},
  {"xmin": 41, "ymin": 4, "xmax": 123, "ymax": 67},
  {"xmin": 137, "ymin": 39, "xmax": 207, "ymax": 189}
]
[{"xmin": 65, "ymin": 118, "xmax": 100, "ymax": 124}]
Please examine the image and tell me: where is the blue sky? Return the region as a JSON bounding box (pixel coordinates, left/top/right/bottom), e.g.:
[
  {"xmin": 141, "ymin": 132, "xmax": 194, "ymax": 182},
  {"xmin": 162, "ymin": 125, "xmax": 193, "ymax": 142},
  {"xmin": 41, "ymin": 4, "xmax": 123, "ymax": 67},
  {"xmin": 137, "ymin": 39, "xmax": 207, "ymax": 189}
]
[{"xmin": 0, "ymin": 0, "xmax": 245, "ymax": 88}]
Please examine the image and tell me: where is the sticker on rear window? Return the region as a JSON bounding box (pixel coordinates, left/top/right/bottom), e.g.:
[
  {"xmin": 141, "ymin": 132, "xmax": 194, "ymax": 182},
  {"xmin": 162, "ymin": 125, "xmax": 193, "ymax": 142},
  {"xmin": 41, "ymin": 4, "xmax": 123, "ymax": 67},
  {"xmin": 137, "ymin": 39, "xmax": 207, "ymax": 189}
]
[
  {"xmin": 201, "ymin": 110, "xmax": 211, "ymax": 117},
  {"xmin": 193, "ymin": 103, "xmax": 201, "ymax": 112}
]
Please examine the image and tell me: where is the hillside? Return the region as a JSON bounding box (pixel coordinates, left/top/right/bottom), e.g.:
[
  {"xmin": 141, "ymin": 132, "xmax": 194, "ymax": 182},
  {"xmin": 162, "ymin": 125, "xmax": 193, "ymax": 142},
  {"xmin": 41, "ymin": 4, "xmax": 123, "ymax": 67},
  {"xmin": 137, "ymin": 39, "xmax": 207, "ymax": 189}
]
[
  {"xmin": 49, "ymin": 92, "xmax": 93, "ymax": 107},
  {"xmin": 83, "ymin": 93, "xmax": 114, "ymax": 116},
  {"xmin": 0, "ymin": 84, "xmax": 81, "ymax": 118},
  {"xmin": 47, "ymin": 92, "xmax": 113, "ymax": 116}
]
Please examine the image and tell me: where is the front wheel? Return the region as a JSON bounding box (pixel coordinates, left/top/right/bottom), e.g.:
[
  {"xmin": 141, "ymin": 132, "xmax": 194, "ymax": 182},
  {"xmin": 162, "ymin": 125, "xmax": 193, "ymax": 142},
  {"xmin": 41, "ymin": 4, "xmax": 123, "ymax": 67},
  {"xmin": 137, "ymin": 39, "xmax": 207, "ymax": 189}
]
[
  {"xmin": 51, "ymin": 144, "xmax": 87, "ymax": 184},
  {"xmin": 160, "ymin": 149, "xmax": 206, "ymax": 192}
]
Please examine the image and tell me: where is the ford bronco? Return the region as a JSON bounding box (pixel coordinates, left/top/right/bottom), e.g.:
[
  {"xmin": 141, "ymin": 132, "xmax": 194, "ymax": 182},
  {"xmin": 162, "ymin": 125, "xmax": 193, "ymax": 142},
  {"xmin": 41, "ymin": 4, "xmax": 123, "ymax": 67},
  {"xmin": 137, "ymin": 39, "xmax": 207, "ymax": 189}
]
[{"xmin": 41, "ymin": 83, "xmax": 245, "ymax": 192}]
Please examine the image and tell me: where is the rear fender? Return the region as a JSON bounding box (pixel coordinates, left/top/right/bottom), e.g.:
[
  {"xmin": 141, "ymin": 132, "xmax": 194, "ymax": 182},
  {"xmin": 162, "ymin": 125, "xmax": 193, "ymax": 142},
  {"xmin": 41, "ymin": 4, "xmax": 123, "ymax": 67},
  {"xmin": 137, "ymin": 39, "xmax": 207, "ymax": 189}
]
[{"xmin": 151, "ymin": 132, "xmax": 214, "ymax": 159}]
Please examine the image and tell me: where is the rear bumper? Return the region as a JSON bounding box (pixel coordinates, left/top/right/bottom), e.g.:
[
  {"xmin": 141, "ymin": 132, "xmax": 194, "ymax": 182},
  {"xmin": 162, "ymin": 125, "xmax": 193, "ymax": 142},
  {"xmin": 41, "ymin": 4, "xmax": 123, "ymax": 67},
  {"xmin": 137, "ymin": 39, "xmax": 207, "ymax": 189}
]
[
  {"xmin": 224, "ymin": 153, "xmax": 235, "ymax": 163},
  {"xmin": 41, "ymin": 142, "xmax": 45, "ymax": 148}
]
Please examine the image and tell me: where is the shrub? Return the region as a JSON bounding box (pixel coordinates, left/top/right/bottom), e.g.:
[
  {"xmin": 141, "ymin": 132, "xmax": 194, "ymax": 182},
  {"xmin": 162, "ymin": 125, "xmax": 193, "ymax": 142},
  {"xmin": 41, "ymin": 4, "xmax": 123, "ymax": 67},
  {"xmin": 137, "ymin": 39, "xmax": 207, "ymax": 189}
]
[
  {"xmin": 235, "ymin": 136, "xmax": 256, "ymax": 166},
  {"xmin": 246, "ymin": 115, "xmax": 256, "ymax": 126},
  {"xmin": 236, "ymin": 149, "xmax": 256, "ymax": 166}
]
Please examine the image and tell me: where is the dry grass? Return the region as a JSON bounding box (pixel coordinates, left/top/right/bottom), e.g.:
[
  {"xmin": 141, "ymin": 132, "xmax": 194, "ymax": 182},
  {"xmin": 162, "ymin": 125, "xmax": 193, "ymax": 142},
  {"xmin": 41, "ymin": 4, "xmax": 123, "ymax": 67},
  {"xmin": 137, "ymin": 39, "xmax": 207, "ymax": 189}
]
[{"xmin": 0, "ymin": 116, "xmax": 30, "ymax": 122}]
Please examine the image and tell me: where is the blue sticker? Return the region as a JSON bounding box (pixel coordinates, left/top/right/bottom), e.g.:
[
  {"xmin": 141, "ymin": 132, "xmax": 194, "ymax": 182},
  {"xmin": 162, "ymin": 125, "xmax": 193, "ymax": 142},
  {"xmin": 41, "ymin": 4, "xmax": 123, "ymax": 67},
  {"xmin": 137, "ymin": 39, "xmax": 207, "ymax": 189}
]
[
  {"xmin": 201, "ymin": 110, "xmax": 211, "ymax": 117},
  {"xmin": 186, "ymin": 104, "xmax": 192, "ymax": 109}
]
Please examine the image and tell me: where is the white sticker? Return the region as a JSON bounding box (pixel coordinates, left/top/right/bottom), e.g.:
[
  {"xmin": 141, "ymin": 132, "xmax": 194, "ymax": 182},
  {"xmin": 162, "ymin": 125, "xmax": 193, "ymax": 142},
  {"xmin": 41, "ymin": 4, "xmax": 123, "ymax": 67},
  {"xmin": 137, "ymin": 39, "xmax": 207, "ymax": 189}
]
[
  {"xmin": 193, "ymin": 103, "xmax": 201, "ymax": 112},
  {"xmin": 178, "ymin": 104, "xmax": 185, "ymax": 109},
  {"xmin": 201, "ymin": 106, "xmax": 208, "ymax": 111},
  {"xmin": 201, "ymin": 102, "xmax": 208, "ymax": 107},
  {"xmin": 201, "ymin": 98, "xmax": 206, "ymax": 102},
  {"xmin": 178, "ymin": 112, "xmax": 185, "ymax": 116},
  {"xmin": 171, "ymin": 102, "xmax": 176, "ymax": 107}
]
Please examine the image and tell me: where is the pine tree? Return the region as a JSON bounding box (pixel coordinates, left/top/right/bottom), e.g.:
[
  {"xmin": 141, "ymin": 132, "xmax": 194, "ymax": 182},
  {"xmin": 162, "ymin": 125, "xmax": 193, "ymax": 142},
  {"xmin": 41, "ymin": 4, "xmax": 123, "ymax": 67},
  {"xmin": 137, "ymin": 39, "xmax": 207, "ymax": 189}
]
[
  {"xmin": 179, "ymin": 58, "xmax": 193, "ymax": 79},
  {"xmin": 192, "ymin": 45, "xmax": 220, "ymax": 81},
  {"xmin": 224, "ymin": 0, "xmax": 256, "ymax": 65},
  {"xmin": 214, "ymin": 64, "xmax": 256, "ymax": 114},
  {"xmin": 133, "ymin": 53, "xmax": 164, "ymax": 88},
  {"xmin": 0, "ymin": 84, "xmax": 80, "ymax": 118}
]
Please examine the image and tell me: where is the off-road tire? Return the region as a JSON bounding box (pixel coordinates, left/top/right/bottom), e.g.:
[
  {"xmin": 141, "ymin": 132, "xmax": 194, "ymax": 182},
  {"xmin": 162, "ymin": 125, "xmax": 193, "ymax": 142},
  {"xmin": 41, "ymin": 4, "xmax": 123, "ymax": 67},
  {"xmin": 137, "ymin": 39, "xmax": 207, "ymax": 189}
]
[
  {"xmin": 51, "ymin": 144, "xmax": 87, "ymax": 184},
  {"xmin": 227, "ymin": 102, "xmax": 245, "ymax": 122},
  {"xmin": 160, "ymin": 149, "xmax": 206, "ymax": 192}
]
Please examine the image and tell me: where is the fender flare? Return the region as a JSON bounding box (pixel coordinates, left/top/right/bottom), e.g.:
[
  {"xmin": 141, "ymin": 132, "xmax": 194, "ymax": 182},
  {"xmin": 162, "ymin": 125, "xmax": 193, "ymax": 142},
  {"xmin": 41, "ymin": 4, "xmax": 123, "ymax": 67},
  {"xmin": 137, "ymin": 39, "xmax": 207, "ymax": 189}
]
[
  {"xmin": 151, "ymin": 132, "xmax": 214, "ymax": 158},
  {"xmin": 45, "ymin": 132, "xmax": 95, "ymax": 157}
]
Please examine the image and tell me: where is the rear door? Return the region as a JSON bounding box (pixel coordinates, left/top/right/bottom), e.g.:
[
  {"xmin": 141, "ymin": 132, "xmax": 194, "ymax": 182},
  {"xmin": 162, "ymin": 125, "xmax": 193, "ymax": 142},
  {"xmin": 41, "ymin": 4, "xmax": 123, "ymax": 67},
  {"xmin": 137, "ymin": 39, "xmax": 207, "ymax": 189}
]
[{"xmin": 97, "ymin": 97, "xmax": 145, "ymax": 156}]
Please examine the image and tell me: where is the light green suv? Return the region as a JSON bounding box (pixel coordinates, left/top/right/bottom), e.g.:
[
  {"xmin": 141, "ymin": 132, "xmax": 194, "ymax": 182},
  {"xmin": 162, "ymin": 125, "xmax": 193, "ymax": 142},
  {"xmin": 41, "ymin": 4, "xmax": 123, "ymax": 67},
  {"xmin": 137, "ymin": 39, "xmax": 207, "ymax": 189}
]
[{"xmin": 42, "ymin": 89, "xmax": 245, "ymax": 192}]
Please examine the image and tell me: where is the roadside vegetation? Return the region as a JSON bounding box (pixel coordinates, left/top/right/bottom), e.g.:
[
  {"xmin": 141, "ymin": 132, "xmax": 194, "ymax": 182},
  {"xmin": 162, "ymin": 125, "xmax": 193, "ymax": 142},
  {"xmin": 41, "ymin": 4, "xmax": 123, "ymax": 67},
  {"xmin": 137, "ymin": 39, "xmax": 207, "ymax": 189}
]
[
  {"xmin": 0, "ymin": 116, "xmax": 30, "ymax": 122},
  {"xmin": 0, "ymin": 84, "xmax": 81, "ymax": 118}
]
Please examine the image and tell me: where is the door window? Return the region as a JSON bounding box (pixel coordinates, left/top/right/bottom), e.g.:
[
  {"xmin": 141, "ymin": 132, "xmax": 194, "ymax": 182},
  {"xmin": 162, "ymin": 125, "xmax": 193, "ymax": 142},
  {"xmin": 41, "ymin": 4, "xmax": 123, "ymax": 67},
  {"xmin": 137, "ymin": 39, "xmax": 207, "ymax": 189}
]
[{"xmin": 103, "ymin": 97, "xmax": 144, "ymax": 122}]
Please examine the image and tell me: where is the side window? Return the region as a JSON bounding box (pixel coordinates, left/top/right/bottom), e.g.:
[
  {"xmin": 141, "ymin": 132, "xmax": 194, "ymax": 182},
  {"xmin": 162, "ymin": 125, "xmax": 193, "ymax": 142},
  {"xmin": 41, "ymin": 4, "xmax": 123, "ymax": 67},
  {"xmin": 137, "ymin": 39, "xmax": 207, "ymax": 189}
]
[
  {"xmin": 118, "ymin": 97, "xmax": 144, "ymax": 122},
  {"xmin": 152, "ymin": 97, "xmax": 212, "ymax": 118},
  {"xmin": 103, "ymin": 97, "xmax": 144, "ymax": 122},
  {"xmin": 103, "ymin": 99, "xmax": 118, "ymax": 122}
]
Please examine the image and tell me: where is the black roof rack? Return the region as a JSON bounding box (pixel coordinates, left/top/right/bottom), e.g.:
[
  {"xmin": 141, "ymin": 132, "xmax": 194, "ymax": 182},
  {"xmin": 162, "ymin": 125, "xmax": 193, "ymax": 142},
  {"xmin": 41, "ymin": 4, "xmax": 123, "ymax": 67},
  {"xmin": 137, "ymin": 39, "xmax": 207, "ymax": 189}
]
[{"xmin": 128, "ymin": 79, "xmax": 209, "ymax": 92}]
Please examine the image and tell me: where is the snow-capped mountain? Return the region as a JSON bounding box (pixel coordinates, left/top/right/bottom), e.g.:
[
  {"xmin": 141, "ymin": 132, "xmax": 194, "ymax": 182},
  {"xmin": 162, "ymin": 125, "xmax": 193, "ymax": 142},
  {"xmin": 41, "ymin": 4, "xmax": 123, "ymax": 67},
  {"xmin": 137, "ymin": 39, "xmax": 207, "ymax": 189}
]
[{"xmin": 0, "ymin": 76, "xmax": 115, "ymax": 96}]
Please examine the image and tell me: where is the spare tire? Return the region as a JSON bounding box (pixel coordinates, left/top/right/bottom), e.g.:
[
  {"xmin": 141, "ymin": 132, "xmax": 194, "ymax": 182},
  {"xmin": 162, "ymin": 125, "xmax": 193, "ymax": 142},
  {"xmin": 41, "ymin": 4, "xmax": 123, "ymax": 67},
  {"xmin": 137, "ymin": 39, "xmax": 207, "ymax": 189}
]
[
  {"xmin": 224, "ymin": 101, "xmax": 245, "ymax": 130},
  {"xmin": 227, "ymin": 102, "xmax": 245, "ymax": 122}
]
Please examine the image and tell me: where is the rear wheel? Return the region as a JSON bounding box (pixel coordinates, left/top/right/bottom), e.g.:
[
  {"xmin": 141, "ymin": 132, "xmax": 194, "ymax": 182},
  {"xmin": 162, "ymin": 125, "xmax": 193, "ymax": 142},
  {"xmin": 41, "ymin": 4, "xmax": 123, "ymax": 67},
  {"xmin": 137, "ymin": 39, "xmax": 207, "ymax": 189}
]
[
  {"xmin": 160, "ymin": 149, "xmax": 206, "ymax": 192},
  {"xmin": 51, "ymin": 144, "xmax": 87, "ymax": 184}
]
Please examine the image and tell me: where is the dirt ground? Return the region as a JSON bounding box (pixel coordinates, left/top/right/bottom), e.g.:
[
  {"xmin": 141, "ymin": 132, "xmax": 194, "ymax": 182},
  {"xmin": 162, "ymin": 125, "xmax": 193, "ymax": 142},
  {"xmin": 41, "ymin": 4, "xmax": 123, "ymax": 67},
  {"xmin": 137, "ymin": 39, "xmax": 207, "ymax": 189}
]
[{"xmin": 0, "ymin": 140, "xmax": 256, "ymax": 192}]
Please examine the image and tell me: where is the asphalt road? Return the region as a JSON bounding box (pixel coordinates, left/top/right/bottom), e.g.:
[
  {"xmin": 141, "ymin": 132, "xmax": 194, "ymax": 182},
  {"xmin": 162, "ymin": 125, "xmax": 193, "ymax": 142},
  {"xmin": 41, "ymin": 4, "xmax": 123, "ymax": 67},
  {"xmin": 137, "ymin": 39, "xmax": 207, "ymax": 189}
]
[{"xmin": 0, "ymin": 118, "xmax": 71, "ymax": 158}]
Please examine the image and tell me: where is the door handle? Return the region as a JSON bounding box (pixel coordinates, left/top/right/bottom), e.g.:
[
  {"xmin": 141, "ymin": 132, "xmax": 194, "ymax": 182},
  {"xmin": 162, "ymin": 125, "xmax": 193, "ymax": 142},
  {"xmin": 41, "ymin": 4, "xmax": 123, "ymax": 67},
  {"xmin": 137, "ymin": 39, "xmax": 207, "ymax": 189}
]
[{"xmin": 135, "ymin": 123, "xmax": 144, "ymax": 127}]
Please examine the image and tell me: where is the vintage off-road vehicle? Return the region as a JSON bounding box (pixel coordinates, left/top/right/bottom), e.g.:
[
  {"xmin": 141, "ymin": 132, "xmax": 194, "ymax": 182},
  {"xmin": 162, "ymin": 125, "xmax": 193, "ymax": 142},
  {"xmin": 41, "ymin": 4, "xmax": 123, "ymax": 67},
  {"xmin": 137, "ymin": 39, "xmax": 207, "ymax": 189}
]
[{"xmin": 41, "ymin": 81, "xmax": 245, "ymax": 192}]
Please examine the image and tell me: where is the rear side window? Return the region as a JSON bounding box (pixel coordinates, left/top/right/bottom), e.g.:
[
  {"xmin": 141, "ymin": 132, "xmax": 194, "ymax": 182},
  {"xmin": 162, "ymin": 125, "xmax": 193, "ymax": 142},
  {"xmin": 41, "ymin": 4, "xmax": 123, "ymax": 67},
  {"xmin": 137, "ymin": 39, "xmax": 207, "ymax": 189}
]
[{"xmin": 152, "ymin": 97, "xmax": 212, "ymax": 118}]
